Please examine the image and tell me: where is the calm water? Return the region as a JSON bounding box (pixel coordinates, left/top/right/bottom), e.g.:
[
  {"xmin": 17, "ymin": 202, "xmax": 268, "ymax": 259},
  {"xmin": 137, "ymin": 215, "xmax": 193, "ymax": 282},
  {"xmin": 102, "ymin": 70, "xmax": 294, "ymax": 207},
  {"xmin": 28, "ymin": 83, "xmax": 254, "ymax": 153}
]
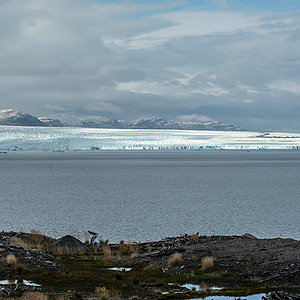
[{"xmin": 1, "ymin": 150, "xmax": 300, "ymax": 242}]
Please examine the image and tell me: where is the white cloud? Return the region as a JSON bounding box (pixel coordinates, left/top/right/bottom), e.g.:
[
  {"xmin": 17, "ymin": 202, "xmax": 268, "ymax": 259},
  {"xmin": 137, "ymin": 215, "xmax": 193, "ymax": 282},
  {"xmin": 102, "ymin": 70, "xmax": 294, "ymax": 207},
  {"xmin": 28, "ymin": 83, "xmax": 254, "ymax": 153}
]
[
  {"xmin": 0, "ymin": 0, "xmax": 300, "ymax": 131},
  {"xmin": 267, "ymin": 80, "xmax": 300, "ymax": 94},
  {"xmin": 177, "ymin": 113, "xmax": 213, "ymax": 122},
  {"xmin": 109, "ymin": 10, "xmax": 264, "ymax": 49}
]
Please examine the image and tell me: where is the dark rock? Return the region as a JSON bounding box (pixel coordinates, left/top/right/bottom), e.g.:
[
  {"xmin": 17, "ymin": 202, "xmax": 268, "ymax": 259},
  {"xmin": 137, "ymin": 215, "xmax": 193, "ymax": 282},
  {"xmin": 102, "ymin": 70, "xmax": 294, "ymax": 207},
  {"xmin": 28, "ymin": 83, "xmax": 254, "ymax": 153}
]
[
  {"xmin": 242, "ymin": 233, "xmax": 257, "ymax": 239},
  {"xmin": 50, "ymin": 235, "xmax": 92, "ymax": 254}
]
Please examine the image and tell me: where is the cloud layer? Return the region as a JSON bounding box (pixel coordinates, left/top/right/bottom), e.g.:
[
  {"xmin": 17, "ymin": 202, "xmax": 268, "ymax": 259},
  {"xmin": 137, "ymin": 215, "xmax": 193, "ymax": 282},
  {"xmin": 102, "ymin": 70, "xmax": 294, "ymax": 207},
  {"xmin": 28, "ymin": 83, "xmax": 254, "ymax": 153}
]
[{"xmin": 0, "ymin": 0, "xmax": 300, "ymax": 131}]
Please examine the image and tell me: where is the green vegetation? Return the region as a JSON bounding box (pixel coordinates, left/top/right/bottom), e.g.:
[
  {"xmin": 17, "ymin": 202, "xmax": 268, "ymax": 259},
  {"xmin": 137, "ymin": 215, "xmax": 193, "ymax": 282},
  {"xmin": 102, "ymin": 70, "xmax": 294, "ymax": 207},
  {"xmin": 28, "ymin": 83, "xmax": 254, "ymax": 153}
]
[{"xmin": 1, "ymin": 232, "xmax": 300, "ymax": 299}]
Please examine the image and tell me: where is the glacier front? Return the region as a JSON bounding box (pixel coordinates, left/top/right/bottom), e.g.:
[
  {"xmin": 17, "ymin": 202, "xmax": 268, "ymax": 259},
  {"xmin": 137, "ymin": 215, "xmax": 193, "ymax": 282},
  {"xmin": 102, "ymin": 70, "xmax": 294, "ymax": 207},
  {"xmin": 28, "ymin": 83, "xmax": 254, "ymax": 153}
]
[{"xmin": 0, "ymin": 126, "xmax": 300, "ymax": 151}]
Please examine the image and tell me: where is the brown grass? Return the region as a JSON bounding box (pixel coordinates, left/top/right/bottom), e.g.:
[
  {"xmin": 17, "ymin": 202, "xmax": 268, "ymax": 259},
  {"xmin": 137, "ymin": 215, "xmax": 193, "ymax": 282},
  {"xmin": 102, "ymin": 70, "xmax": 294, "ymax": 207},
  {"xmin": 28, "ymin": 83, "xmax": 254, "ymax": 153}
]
[
  {"xmin": 30, "ymin": 229, "xmax": 42, "ymax": 235},
  {"xmin": 146, "ymin": 242, "xmax": 152, "ymax": 252},
  {"xmin": 15, "ymin": 263, "xmax": 25, "ymax": 274},
  {"xmin": 118, "ymin": 242, "xmax": 139, "ymax": 256},
  {"xmin": 10, "ymin": 237, "xmax": 30, "ymax": 249},
  {"xmin": 10, "ymin": 233, "xmax": 50, "ymax": 252},
  {"xmin": 21, "ymin": 292, "xmax": 47, "ymax": 300},
  {"xmin": 190, "ymin": 233, "xmax": 199, "ymax": 240},
  {"xmin": 102, "ymin": 245, "xmax": 113, "ymax": 261},
  {"xmin": 167, "ymin": 252, "xmax": 182, "ymax": 268},
  {"xmin": 131, "ymin": 252, "xmax": 138, "ymax": 260},
  {"xmin": 201, "ymin": 256, "xmax": 215, "ymax": 270},
  {"xmin": 6, "ymin": 254, "xmax": 17, "ymax": 265},
  {"xmin": 95, "ymin": 287, "xmax": 121, "ymax": 300},
  {"xmin": 95, "ymin": 287, "xmax": 109, "ymax": 300}
]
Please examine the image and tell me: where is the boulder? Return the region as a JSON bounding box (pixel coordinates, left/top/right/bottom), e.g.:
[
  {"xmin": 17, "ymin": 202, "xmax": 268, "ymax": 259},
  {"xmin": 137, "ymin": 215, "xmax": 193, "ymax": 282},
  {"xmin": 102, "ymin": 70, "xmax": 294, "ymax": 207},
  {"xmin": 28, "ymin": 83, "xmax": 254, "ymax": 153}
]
[
  {"xmin": 242, "ymin": 233, "xmax": 257, "ymax": 239},
  {"xmin": 50, "ymin": 235, "xmax": 92, "ymax": 254}
]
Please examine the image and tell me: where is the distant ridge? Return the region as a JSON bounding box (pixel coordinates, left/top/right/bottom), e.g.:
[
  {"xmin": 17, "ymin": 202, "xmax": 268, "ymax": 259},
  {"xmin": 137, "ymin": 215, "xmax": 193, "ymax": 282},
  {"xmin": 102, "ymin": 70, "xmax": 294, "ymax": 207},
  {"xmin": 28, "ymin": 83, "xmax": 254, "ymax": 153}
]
[
  {"xmin": 0, "ymin": 109, "xmax": 47, "ymax": 127},
  {"xmin": 0, "ymin": 109, "xmax": 245, "ymax": 131}
]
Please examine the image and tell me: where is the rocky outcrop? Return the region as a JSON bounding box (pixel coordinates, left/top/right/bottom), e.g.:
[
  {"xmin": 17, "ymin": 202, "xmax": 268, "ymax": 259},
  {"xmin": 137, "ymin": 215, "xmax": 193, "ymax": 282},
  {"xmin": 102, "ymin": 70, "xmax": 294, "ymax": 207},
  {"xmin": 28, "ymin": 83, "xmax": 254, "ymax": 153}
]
[{"xmin": 50, "ymin": 235, "xmax": 92, "ymax": 254}]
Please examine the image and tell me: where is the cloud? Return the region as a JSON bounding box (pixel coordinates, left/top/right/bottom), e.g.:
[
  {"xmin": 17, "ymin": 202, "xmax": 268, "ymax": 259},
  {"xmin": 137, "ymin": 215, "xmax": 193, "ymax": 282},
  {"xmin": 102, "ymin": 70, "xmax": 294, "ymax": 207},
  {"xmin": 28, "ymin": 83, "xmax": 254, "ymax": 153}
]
[
  {"xmin": 211, "ymin": 0, "xmax": 231, "ymax": 9},
  {"xmin": 177, "ymin": 113, "xmax": 213, "ymax": 122},
  {"xmin": 0, "ymin": 0, "xmax": 300, "ymax": 131}
]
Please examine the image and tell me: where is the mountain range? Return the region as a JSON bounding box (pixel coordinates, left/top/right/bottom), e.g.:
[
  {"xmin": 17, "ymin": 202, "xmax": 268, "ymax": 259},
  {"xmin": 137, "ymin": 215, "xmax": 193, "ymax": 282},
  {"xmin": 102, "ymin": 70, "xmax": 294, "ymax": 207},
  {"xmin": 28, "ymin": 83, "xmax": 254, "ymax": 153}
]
[{"xmin": 0, "ymin": 109, "xmax": 245, "ymax": 131}]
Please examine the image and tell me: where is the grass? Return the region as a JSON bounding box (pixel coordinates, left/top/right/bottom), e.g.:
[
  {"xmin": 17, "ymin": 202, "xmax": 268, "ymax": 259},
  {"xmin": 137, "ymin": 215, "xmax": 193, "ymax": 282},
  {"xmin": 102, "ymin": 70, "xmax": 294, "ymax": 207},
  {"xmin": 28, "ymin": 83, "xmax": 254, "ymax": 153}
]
[
  {"xmin": 167, "ymin": 253, "xmax": 182, "ymax": 268},
  {"xmin": 190, "ymin": 233, "xmax": 199, "ymax": 240},
  {"xmin": 9, "ymin": 233, "xmax": 54, "ymax": 252},
  {"xmin": 95, "ymin": 286, "xmax": 121, "ymax": 300},
  {"xmin": 95, "ymin": 287, "xmax": 109, "ymax": 300},
  {"xmin": 201, "ymin": 256, "xmax": 215, "ymax": 270},
  {"xmin": 10, "ymin": 237, "xmax": 30, "ymax": 249},
  {"xmin": 15, "ymin": 263, "xmax": 25, "ymax": 274},
  {"xmin": 102, "ymin": 245, "xmax": 114, "ymax": 261},
  {"xmin": 21, "ymin": 292, "xmax": 48, "ymax": 300},
  {"xmin": 0, "ymin": 231, "xmax": 285, "ymax": 300},
  {"xmin": 6, "ymin": 254, "xmax": 17, "ymax": 265}
]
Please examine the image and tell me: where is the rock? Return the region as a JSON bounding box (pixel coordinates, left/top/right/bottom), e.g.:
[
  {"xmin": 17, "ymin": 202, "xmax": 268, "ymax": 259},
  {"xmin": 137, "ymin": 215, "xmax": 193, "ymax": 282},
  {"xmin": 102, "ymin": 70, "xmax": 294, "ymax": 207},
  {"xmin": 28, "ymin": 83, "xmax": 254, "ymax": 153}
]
[
  {"xmin": 242, "ymin": 233, "xmax": 257, "ymax": 239},
  {"xmin": 50, "ymin": 235, "xmax": 92, "ymax": 254}
]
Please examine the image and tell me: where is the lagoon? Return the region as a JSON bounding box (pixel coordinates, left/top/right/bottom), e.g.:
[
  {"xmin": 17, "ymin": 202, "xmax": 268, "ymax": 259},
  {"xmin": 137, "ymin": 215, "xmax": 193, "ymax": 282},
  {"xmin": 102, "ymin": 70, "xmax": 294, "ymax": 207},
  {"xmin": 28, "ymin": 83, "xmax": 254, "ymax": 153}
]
[{"xmin": 1, "ymin": 149, "xmax": 300, "ymax": 242}]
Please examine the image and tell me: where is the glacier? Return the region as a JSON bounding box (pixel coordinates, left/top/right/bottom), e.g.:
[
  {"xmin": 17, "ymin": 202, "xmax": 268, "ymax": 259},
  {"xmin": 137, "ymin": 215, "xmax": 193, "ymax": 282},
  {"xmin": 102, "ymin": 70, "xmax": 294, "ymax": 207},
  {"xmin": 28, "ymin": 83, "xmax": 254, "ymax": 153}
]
[{"xmin": 0, "ymin": 126, "xmax": 300, "ymax": 151}]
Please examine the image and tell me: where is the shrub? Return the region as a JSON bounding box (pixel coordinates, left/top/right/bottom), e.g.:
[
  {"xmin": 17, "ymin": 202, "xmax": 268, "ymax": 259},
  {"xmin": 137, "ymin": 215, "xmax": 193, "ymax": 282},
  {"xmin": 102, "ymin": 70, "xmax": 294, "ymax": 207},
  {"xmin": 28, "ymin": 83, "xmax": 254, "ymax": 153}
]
[
  {"xmin": 201, "ymin": 256, "xmax": 214, "ymax": 270},
  {"xmin": 15, "ymin": 263, "xmax": 25, "ymax": 274},
  {"xmin": 6, "ymin": 254, "xmax": 17, "ymax": 266},
  {"xmin": 167, "ymin": 252, "xmax": 181, "ymax": 268}
]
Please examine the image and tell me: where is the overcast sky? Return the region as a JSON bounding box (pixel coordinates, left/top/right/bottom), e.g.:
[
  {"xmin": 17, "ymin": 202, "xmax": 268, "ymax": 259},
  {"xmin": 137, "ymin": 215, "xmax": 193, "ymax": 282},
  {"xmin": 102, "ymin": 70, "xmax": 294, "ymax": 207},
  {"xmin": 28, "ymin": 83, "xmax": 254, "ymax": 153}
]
[{"xmin": 0, "ymin": 0, "xmax": 300, "ymax": 131}]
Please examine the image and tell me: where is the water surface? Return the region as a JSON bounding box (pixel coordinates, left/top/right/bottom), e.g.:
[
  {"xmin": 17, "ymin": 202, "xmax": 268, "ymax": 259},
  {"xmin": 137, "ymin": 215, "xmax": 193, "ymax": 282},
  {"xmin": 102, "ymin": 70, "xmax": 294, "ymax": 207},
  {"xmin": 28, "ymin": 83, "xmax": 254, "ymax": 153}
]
[{"xmin": 1, "ymin": 150, "xmax": 299, "ymax": 242}]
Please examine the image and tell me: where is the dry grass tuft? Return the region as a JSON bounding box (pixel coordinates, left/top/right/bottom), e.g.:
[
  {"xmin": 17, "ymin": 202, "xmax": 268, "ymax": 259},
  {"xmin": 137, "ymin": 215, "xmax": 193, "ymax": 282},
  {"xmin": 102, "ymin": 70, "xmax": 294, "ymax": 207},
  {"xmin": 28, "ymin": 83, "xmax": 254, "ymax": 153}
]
[
  {"xmin": 190, "ymin": 233, "xmax": 199, "ymax": 240},
  {"xmin": 10, "ymin": 237, "xmax": 30, "ymax": 249},
  {"xmin": 146, "ymin": 243, "xmax": 152, "ymax": 252},
  {"xmin": 10, "ymin": 233, "xmax": 49, "ymax": 252},
  {"xmin": 131, "ymin": 252, "xmax": 138, "ymax": 260},
  {"xmin": 167, "ymin": 252, "xmax": 182, "ymax": 268},
  {"xmin": 15, "ymin": 263, "xmax": 25, "ymax": 274},
  {"xmin": 110, "ymin": 289, "xmax": 121, "ymax": 300},
  {"xmin": 102, "ymin": 245, "xmax": 113, "ymax": 262},
  {"xmin": 6, "ymin": 254, "xmax": 17, "ymax": 266},
  {"xmin": 56, "ymin": 296, "xmax": 69, "ymax": 300},
  {"xmin": 201, "ymin": 256, "xmax": 215, "ymax": 270},
  {"xmin": 95, "ymin": 287, "xmax": 109, "ymax": 300},
  {"xmin": 21, "ymin": 292, "xmax": 47, "ymax": 300},
  {"xmin": 30, "ymin": 229, "xmax": 42, "ymax": 235},
  {"xmin": 119, "ymin": 242, "xmax": 139, "ymax": 257}
]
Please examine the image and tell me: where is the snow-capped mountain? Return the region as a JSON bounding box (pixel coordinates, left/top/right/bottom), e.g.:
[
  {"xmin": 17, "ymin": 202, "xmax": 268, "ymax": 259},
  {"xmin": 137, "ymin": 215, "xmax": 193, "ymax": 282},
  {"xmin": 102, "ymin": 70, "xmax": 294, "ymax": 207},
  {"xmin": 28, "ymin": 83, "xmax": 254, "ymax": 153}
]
[
  {"xmin": 64, "ymin": 116, "xmax": 123, "ymax": 129},
  {"xmin": 38, "ymin": 117, "xmax": 63, "ymax": 127},
  {"xmin": 0, "ymin": 109, "xmax": 245, "ymax": 131},
  {"xmin": 124, "ymin": 117, "xmax": 245, "ymax": 131},
  {"xmin": 0, "ymin": 109, "xmax": 47, "ymax": 126}
]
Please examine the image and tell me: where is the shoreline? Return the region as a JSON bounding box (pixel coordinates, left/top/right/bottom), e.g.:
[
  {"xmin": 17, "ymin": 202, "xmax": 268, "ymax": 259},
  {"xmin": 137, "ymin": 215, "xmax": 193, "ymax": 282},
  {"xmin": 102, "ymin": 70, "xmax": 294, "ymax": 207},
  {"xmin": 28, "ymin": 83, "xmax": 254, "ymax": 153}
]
[{"xmin": 1, "ymin": 231, "xmax": 300, "ymax": 299}]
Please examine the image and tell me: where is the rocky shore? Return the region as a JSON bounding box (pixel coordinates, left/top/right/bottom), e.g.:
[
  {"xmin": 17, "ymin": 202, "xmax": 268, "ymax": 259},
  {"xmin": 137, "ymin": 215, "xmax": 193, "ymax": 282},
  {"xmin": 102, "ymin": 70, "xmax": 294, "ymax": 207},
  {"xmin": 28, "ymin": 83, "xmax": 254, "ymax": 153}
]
[{"xmin": 1, "ymin": 231, "xmax": 300, "ymax": 299}]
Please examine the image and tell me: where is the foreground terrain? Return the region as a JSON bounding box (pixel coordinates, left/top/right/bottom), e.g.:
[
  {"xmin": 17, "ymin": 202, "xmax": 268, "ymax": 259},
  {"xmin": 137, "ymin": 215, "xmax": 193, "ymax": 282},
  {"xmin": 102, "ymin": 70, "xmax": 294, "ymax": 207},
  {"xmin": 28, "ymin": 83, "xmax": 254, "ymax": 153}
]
[{"xmin": 1, "ymin": 231, "xmax": 300, "ymax": 299}]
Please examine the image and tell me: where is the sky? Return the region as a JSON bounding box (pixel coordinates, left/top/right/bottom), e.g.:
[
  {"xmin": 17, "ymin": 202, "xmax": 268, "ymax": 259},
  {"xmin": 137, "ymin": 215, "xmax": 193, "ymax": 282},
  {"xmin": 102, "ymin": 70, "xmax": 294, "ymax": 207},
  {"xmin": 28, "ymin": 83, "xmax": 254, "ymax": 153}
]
[{"xmin": 0, "ymin": 0, "xmax": 300, "ymax": 132}]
